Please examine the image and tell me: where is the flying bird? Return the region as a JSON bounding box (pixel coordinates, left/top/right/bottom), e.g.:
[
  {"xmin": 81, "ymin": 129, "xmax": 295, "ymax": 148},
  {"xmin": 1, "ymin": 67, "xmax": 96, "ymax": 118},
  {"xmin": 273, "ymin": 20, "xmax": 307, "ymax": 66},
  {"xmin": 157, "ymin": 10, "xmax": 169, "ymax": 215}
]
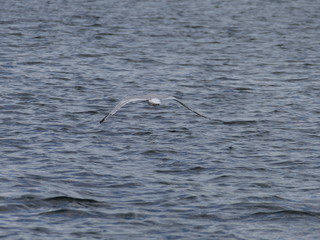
[{"xmin": 99, "ymin": 94, "xmax": 210, "ymax": 123}]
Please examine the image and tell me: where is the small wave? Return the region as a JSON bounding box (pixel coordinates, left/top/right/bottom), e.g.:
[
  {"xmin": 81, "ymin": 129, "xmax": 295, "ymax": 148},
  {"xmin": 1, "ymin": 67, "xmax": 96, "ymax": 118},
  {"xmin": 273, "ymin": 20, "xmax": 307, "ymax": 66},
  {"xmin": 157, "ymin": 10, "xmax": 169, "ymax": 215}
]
[
  {"xmin": 39, "ymin": 208, "xmax": 96, "ymax": 218},
  {"xmin": 221, "ymin": 120, "xmax": 258, "ymax": 125},
  {"xmin": 19, "ymin": 61, "xmax": 45, "ymax": 65},
  {"xmin": 155, "ymin": 169, "xmax": 186, "ymax": 174},
  {"xmin": 252, "ymin": 209, "xmax": 320, "ymax": 219},
  {"xmin": 188, "ymin": 166, "xmax": 208, "ymax": 172},
  {"xmin": 44, "ymin": 196, "xmax": 99, "ymax": 204},
  {"xmin": 234, "ymin": 87, "xmax": 253, "ymax": 91},
  {"xmin": 133, "ymin": 131, "xmax": 153, "ymax": 136},
  {"xmin": 107, "ymin": 182, "xmax": 141, "ymax": 188}
]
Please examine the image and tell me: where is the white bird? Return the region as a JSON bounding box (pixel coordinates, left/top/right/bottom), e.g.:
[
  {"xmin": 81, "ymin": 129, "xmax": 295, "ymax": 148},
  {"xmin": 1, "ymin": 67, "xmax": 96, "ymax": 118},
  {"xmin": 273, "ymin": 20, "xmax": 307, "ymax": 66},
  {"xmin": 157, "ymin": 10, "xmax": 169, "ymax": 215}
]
[{"xmin": 100, "ymin": 94, "xmax": 210, "ymax": 123}]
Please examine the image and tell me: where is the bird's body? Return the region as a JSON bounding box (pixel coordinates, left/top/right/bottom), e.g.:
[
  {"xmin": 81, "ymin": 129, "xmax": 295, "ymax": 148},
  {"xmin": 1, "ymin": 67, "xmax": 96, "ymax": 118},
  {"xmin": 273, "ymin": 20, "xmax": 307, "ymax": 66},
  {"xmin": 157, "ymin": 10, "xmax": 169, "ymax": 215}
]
[
  {"xmin": 148, "ymin": 98, "xmax": 161, "ymax": 106},
  {"xmin": 99, "ymin": 94, "xmax": 209, "ymax": 124}
]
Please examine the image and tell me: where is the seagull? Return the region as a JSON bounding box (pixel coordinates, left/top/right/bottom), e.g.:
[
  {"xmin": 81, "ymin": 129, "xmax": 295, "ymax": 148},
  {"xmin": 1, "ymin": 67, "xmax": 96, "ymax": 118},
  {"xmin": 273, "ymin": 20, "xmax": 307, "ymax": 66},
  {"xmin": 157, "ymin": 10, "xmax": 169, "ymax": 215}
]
[{"xmin": 99, "ymin": 94, "xmax": 210, "ymax": 123}]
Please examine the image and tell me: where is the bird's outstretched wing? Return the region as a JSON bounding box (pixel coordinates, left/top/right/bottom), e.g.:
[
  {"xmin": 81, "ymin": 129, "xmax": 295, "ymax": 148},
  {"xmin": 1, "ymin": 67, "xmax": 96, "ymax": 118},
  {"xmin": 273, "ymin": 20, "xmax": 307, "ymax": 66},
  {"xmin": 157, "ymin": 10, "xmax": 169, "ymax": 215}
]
[
  {"xmin": 99, "ymin": 96, "xmax": 148, "ymax": 123},
  {"xmin": 163, "ymin": 96, "xmax": 210, "ymax": 119}
]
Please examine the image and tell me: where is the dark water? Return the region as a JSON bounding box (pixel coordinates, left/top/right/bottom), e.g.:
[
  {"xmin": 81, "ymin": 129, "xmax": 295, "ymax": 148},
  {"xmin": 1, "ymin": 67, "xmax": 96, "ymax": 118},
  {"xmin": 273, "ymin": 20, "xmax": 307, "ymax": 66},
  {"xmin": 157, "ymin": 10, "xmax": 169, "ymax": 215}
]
[{"xmin": 1, "ymin": 0, "xmax": 319, "ymax": 239}]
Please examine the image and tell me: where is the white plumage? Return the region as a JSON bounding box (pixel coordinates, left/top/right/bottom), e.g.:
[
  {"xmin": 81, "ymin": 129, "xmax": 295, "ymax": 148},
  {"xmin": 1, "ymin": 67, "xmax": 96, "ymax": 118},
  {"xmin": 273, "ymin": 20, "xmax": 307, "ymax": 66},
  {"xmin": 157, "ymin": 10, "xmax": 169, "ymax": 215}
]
[{"xmin": 100, "ymin": 94, "xmax": 210, "ymax": 124}]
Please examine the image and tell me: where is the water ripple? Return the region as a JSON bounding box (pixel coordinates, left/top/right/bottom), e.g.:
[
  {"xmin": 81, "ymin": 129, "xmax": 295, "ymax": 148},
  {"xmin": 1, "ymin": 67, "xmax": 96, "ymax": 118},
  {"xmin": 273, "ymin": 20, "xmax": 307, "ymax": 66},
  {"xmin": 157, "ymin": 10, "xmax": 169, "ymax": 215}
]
[{"xmin": 1, "ymin": 0, "xmax": 320, "ymax": 239}]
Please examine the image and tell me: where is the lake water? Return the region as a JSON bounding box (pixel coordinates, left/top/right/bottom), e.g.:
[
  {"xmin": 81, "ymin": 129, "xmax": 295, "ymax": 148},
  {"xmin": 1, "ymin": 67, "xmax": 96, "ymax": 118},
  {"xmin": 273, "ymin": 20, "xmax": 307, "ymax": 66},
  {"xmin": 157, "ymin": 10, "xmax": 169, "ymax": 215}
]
[{"xmin": 1, "ymin": 0, "xmax": 319, "ymax": 239}]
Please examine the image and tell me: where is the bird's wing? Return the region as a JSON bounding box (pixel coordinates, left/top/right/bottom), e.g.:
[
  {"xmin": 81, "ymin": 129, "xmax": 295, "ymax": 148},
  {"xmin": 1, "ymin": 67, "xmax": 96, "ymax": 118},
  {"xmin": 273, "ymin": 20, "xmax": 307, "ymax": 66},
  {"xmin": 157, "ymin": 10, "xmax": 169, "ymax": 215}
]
[
  {"xmin": 164, "ymin": 96, "xmax": 210, "ymax": 119},
  {"xmin": 100, "ymin": 96, "xmax": 148, "ymax": 123}
]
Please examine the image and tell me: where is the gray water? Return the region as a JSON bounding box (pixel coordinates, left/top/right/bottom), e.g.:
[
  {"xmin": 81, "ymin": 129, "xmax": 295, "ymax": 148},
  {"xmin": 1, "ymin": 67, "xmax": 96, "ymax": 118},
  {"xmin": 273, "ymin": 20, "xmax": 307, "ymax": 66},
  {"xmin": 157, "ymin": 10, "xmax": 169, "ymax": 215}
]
[{"xmin": 1, "ymin": 0, "xmax": 319, "ymax": 239}]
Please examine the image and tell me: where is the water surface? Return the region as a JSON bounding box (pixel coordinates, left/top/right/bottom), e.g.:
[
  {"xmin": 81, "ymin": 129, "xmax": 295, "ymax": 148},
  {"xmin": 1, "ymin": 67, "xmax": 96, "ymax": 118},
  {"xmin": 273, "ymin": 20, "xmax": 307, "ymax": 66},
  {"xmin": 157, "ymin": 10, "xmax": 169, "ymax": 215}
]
[{"xmin": 1, "ymin": 0, "xmax": 319, "ymax": 239}]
